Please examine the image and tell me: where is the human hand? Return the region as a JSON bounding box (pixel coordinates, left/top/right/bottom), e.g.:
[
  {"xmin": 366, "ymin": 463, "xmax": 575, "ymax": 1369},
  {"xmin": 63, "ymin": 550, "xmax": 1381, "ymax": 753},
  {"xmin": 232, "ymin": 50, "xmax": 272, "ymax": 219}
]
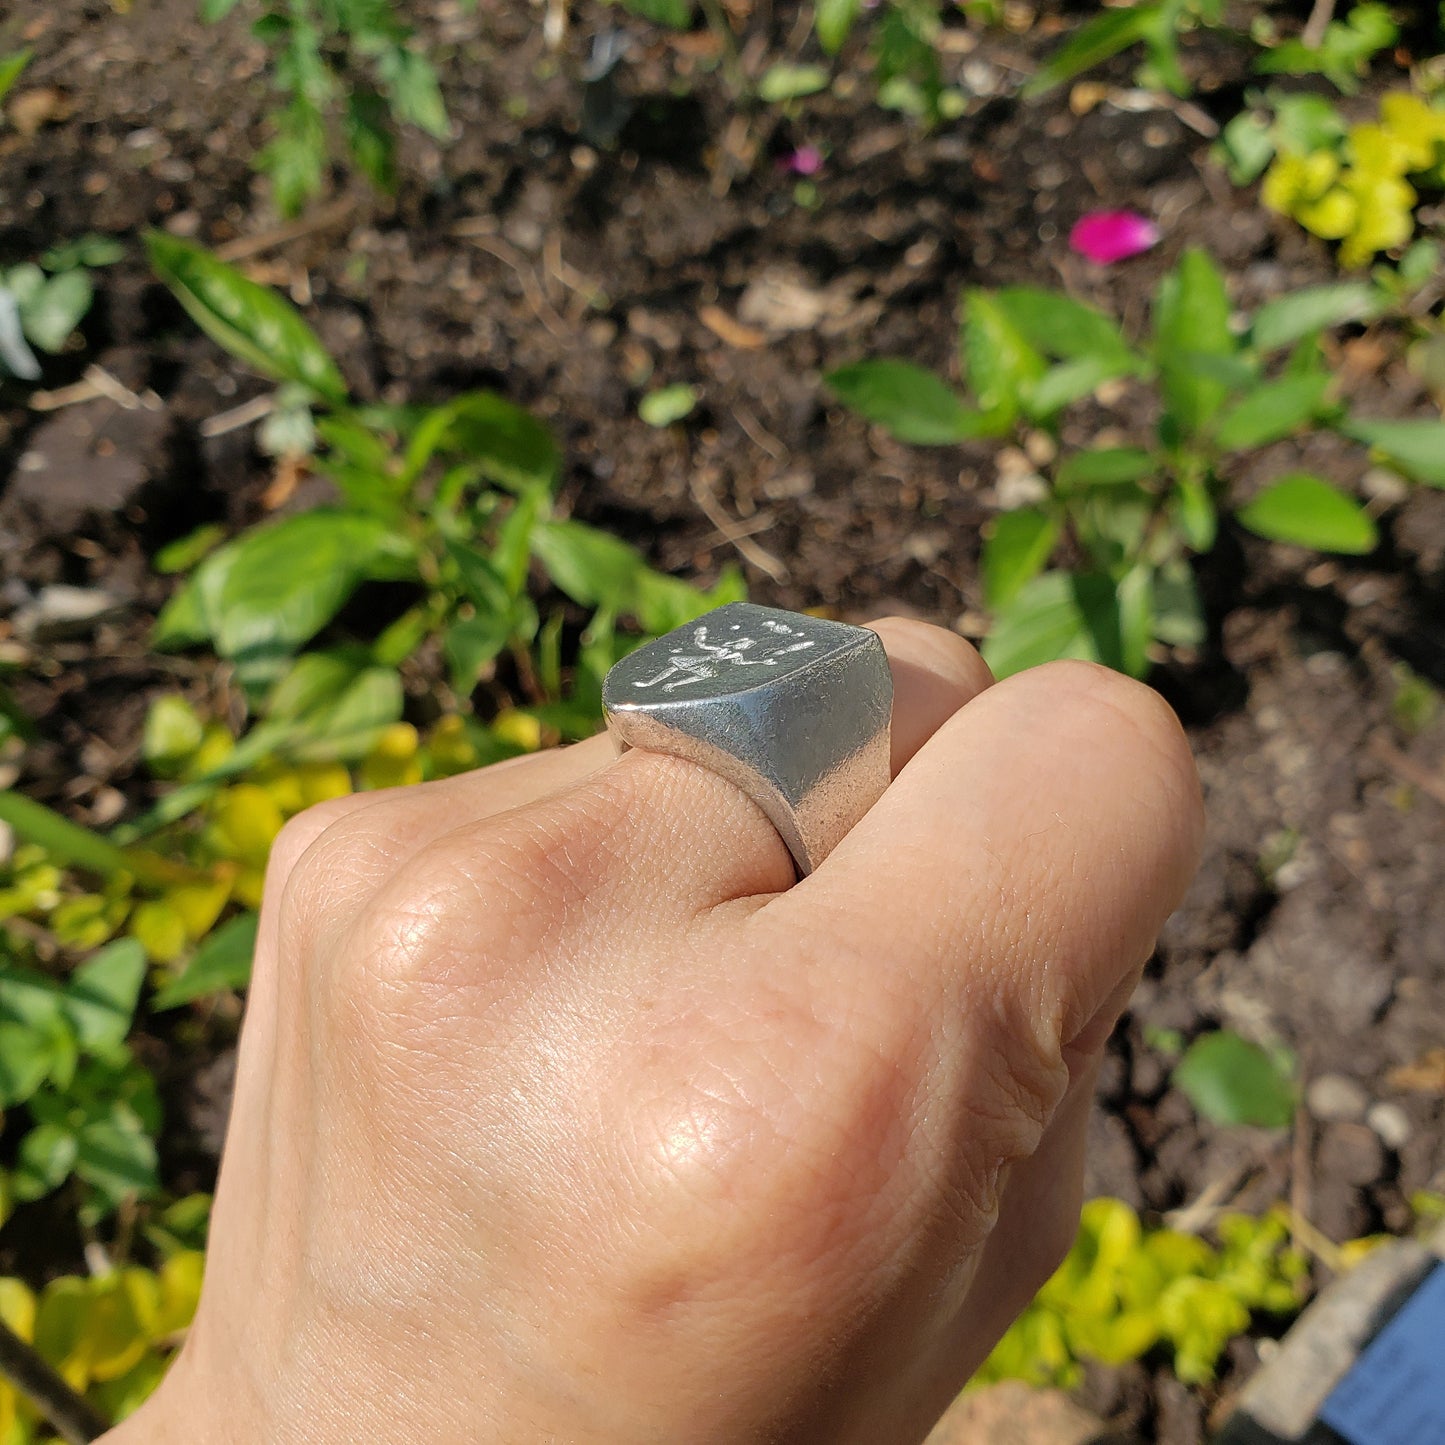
[{"xmin": 105, "ymin": 620, "xmax": 1202, "ymax": 1444}]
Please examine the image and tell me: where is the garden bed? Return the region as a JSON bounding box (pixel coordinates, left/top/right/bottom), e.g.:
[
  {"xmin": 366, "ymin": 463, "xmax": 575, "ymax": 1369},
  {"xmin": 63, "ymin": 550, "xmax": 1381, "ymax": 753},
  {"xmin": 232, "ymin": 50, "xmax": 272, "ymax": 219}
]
[{"xmin": 2, "ymin": 0, "xmax": 1444, "ymax": 1438}]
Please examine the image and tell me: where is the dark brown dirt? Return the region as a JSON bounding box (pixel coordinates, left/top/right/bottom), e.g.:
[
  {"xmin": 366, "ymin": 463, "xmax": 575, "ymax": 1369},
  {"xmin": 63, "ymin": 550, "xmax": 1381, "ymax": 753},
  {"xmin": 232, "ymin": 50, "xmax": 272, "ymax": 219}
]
[{"xmin": 2, "ymin": 1, "xmax": 1444, "ymax": 1439}]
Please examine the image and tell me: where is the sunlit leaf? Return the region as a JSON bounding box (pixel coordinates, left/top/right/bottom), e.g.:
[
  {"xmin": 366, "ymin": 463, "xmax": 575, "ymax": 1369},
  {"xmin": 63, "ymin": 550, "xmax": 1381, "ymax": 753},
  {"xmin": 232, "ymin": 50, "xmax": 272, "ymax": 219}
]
[
  {"xmin": 152, "ymin": 912, "xmax": 259, "ymax": 1009},
  {"xmin": 146, "ymin": 233, "xmax": 348, "ymax": 403},
  {"xmin": 1250, "ymin": 283, "xmax": 1381, "ymax": 353},
  {"xmin": 982, "ymin": 508, "xmax": 1060, "ymax": 611},
  {"xmin": 826, "ymin": 360, "xmax": 986, "ymax": 444},
  {"xmin": 1173, "ymin": 1030, "xmax": 1296, "ymax": 1127},
  {"xmin": 1342, "ymin": 418, "xmax": 1445, "ymax": 486},
  {"xmin": 1236, "ymin": 474, "xmax": 1378, "ymax": 554},
  {"xmin": 1153, "ymin": 249, "xmax": 1235, "ymax": 439},
  {"xmin": 1214, "ymin": 374, "xmax": 1329, "ymax": 450}
]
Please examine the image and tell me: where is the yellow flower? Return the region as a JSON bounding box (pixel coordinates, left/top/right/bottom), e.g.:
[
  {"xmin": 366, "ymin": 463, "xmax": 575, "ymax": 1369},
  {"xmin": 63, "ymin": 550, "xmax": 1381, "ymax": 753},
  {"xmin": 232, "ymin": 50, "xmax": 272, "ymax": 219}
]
[
  {"xmin": 1339, "ymin": 171, "xmax": 1417, "ymax": 266},
  {"xmin": 1295, "ymin": 187, "xmax": 1358, "ymax": 241},
  {"xmin": 1378, "ymin": 92, "xmax": 1445, "ymax": 172},
  {"xmin": 359, "ymin": 723, "xmax": 423, "ymax": 791},
  {"xmin": 1261, "ymin": 150, "xmax": 1340, "ymax": 215},
  {"xmin": 1347, "ymin": 122, "xmax": 1415, "ymax": 179}
]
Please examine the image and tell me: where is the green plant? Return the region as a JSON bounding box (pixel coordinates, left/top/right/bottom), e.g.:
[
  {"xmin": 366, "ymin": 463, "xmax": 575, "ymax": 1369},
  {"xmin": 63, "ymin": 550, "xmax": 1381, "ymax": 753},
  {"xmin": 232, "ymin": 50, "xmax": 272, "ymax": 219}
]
[
  {"xmin": 617, "ymin": 0, "xmax": 965, "ymax": 126},
  {"xmin": 0, "ymin": 237, "xmax": 123, "ymax": 383},
  {"xmin": 1172, "ymin": 1029, "xmax": 1298, "ymax": 1128},
  {"xmin": 0, "ymin": 936, "xmax": 160, "ymax": 1224},
  {"xmin": 0, "ymin": 1243, "xmax": 204, "ymax": 1439},
  {"xmin": 0, "ymin": 50, "xmax": 31, "ymax": 115},
  {"xmin": 6, "ymin": 234, "xmax": 741, "ymax": 1005},
  {"xmin": 977, "ymin": 1198, "xmax": 1310, "ymax": 1388},
  {"xmin": 1251, "ymin": 3, "xmax": 1399, "ymax": 94},
  {"xmin": 827, "ymin": 249, "xmax": 1445, "ymax": 679},
  {"xmin": 1247, "ymin": 88, "xmax": 1445, "ymax": 267},
  {"xmin": 1026, "ymin": 0, "xmax": 1226, "ymax": 99},
  {"xmin": 199, "ymin": 0, "xmax": 452, "ymax": 216}
]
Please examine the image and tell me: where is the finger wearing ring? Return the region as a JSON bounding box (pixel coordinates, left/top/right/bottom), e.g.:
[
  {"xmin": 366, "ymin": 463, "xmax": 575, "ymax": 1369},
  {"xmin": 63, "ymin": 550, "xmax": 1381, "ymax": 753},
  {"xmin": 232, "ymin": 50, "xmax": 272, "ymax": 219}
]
[{"xmin": 603, "ymin": 603, "xmax": 894, "ymax": 876}]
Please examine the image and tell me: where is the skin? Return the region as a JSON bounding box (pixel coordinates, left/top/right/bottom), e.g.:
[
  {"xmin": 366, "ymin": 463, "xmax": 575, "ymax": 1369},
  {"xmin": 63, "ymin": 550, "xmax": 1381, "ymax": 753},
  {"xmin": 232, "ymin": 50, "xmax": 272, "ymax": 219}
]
[{"xmin": 101, "ymin": 619, "xmax": 1203, "ymax": 1444}]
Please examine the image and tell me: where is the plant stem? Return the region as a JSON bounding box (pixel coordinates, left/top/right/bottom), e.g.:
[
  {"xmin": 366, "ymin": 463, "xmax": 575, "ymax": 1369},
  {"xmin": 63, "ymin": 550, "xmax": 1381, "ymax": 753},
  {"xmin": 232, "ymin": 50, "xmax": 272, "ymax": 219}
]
[
  {"xmin": 1302, "ymin": 0, "xmax": 1336, "ymax": 49},
  {"xmin": 697, "ymin": 0, "xmax": 743, "ymax": 93},
  {"xmin": 0, "ymin": 1319, "xmax": 111, "ymax": 1444}
]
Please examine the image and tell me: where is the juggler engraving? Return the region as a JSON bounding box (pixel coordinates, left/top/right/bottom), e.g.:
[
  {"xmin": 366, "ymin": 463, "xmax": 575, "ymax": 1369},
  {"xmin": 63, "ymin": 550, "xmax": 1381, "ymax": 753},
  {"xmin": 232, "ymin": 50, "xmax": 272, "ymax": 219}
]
[{"xmin": 631, "ymin": 620, "xmax": 817, "ymax": 693}]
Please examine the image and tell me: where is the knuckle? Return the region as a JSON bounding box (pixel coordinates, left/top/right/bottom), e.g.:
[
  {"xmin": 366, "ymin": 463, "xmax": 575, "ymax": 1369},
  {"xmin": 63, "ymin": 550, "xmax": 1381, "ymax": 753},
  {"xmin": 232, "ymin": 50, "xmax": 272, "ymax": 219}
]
[{"xmin": 266, "ymin": 795, "xmax": 371, "ymax": 896}]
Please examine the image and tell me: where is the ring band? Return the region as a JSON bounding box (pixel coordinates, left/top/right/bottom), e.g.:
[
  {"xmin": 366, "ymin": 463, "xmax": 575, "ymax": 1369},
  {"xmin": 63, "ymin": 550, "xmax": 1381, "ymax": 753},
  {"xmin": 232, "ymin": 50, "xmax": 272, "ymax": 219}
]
[{"xmin": 602, "ymin": 603, "xmax": 893, "ymax": 875}]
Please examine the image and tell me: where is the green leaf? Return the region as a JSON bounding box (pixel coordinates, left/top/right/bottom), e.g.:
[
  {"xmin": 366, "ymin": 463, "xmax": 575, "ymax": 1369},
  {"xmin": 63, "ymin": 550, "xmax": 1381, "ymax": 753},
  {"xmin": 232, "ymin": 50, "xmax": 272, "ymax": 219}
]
[
  {"xmin": 1214, "ymin": 374, "xmax": 1329, "ymax": 450},
  {"xmin": 758, "ymin": 64, "xmax": 830, "ymax": 103},
  {"xmin": 1250, "ymin": 284, "xmax": 1381, "ymax": 354},
  {"xmin": 1117, "ymin": 564, "xmax": 1154, "ymax": 680},
  {"xmin": 1217, "ymin": 110, "xmax": 1276, "ymax": 186},
  {"xmin": 0, "ymin": 1021, "xmax": 58, "ymax": 1107},
  {"xmin": 444, "ymin": 614, "xmax": 513, "ymax": 692},
  {"xmin": 344, "ymin": 89, "xmax": 397, "ymax": 193},
  {"xmin": 144, "ymin": 695, "xmax": 206, "ymax": 775},
  {"xmin": 639, "ymin": 384, "xmax": 698, "ymax": 428},
  {"xmin": 12, "ymin": 1123, "xmax": 78, "ymax": 1203},
  {"xmin": 1057, "ymin": 448, "xmax": 1155, "ymax": 492},
  {"xmin": 616, "ymin": 0, "xmax": 695, "ymax": 27},
  {"xmin": 1152, "ymin": 559, "xmax": 1206, "ymax": 647},
  {"xmin": 1341, "ymin": 419, "xmax": 1445, "ymax": 486},
  {"xmin": 826, "ymin": 361, "xmax": 984, "ymax": 445},
  {"xmin": 0, "ymin": 792, "xmax": 141, "ymax": 883},
  {"xmin": 0, "ymin": 285, "xmax": 42, "ymax": 380},
  {"xmin": 202, "ymin": 511, "xmax": 417, "ymax": 666},
  {"xmin": 1236, "ymin": 474, "xmax": 1378, "ymax": 554},
  {"xmin": 146, "ymin": 233, "xmax": 348, "ymax": 404},
  {"xmin": 377, "ymin": 48, "xmax": 450, "ymax": 141},
  {"xmin": 1171, "ymin": 476, "xmax": 1218, "ymax": 553},
  {"xmin": 63, "ymin": 940, "xmax": 147, "ymax": 1053},
  {"xmin": 1172, "ymin": 1030, "xmax": 1296, "ymax": 1128},
  {"xmin": 199, "ymin": 0, "xmax": 245, "ymax": 20},
  {"xmin": 402, "ymin": 392, "xmax": 559, "ymax": 493},
  {"xmin": 982, "ymin": 509, "xmax": 1060, "ymax": 610},
  {"xmin": 963, "ymin": 291, "xmax": 1046, "ymax": 428},
  {"xmin": 39, "ymin": 235, "xmax": 126, "ymax": 272},
  {"xmin": 1024, "ymin": 7, "xmax": 1157, "ymax": 95},
  {"xmin": 154, "ymin": 523, "xmax": 226, "ymax": 575},
  {"xmin": 152, "ymin": 912, "xmax": 259, "ymax": 1009},
  {"xmin": 75, "ymin": 1116, "xmax": 160, "ymax": 1206},
  {"xmin": 0, "ymin": 50, "xmax": 32, "ymax": 111},
  {"xmin": 992, "ymin": 288, "xmax": 1136, "ymax": 365},
  {"xmin": 1153, "ymin": 249, "xmax": 1235, "ymax": 439},
  {"xmin": 1027, "ymin": 355, "xmax": 1130, "ymax": 420},
  {"xmin": 256, "ymin": 97, "xmax": 328, "ymax": 219},
  {"xmin": 815, "ymin": 0, "xmax": 862, "ymax": 54},
  {"xmin": 19, "ymin": 271, "xmax": 93, "ymax": 353},
  {"xmin": 982, "ymin": 570, "xmax": 1118, "ymax": 679},
  {"xmin": 530, "ymin": 521, "xmax": 734, "ymax": 635}
]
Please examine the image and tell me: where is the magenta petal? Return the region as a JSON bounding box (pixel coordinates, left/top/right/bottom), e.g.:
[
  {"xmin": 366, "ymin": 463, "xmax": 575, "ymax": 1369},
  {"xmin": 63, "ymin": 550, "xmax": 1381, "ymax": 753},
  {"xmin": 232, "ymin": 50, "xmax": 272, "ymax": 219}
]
[
  {"xmin": 788, "ymin": 145, "xmax": 824, "ymax": 176},
  {"xmin": 1069, "ymin": 210, "xmax": 1160, "ymax": 265}
]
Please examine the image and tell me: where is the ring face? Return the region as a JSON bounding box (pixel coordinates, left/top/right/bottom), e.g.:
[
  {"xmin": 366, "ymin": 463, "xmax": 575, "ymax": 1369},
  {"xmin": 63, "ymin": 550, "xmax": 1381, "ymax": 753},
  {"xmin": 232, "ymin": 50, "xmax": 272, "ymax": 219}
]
[{"xmin": 602, "ymin": 602, "xmax": 893, "ymax": 875}]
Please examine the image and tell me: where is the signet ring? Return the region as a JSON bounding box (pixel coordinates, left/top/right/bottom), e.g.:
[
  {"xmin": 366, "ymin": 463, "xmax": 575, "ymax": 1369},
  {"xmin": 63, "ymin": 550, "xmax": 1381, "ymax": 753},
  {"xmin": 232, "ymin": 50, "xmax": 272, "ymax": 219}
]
[{"xmin": 601, "ymin": 603, "xmax": 893, "ymax": 876}]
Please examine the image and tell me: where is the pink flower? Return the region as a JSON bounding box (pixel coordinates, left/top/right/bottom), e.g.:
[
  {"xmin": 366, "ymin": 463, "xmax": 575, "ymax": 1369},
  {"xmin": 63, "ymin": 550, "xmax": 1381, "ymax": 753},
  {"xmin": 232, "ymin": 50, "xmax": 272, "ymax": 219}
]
[
  {"xmin": 780, "ymin": 145, "xmax": 824, "ymax": 177},
  {"xmin": 1069, "ymin": 210, "xmax": 1160, "ymax": 265}
]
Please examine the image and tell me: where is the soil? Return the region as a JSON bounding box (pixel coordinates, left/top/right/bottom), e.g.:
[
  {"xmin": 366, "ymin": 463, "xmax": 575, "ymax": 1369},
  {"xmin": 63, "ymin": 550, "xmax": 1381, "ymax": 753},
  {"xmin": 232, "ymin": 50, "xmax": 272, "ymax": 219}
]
[{"xmin": 2, "ymin": 0, "xmax": 1444, "ymax": 1440}]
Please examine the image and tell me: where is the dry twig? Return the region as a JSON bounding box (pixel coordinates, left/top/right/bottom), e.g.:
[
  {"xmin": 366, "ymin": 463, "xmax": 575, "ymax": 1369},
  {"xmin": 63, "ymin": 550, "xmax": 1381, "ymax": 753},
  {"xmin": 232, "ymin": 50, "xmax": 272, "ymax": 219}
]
[{"xmin": 690, "ymin": 471, "xmax": 789, "ymax": 583}]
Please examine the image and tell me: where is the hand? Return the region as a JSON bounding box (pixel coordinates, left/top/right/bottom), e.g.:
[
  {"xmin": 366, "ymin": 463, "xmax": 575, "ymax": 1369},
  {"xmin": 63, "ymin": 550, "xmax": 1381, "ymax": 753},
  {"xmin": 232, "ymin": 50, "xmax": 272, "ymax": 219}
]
[{"xmin": 105, "ymin": 621, "xmax": 1202, "ymax": 1444}]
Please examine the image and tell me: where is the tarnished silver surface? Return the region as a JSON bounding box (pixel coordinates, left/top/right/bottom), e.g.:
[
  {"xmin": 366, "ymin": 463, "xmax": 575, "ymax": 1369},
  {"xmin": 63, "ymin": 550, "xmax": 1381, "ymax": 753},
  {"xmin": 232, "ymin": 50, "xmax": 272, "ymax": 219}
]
[{"xmin": 602, "ymin": 602, "xmax": 893, "ymax": 875}]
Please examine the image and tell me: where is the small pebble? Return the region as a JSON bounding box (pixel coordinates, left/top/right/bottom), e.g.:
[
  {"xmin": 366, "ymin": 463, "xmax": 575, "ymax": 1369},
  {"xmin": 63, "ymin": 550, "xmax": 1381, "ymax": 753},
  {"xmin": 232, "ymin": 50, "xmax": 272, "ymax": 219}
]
[
  {"xmin": 1366, "ymin": 1101, "xmax": 1412, "ymax": 1150},
  {"xmin": 1306, "ymin": 1072, "xmax": 1368, "ymax": 1124}
]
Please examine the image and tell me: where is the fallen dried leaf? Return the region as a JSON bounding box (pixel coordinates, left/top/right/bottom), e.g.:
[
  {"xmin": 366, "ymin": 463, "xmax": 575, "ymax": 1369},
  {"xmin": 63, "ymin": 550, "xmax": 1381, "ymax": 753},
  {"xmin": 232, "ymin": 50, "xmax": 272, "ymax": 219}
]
[
  {"xmin": 9, "ymin": 87, "xmax": 70, "ymax": 136},
  {"xmin": 1387, "ymin": 1048, "xmax": 1445, "ymax": 1094},
  {"xmin": 262, "ymin": 454, "xmax": 310, "ymax": 511},
  {"xmin": 699, "ymin": 304, "xmax": 766, "ymax": 350}
]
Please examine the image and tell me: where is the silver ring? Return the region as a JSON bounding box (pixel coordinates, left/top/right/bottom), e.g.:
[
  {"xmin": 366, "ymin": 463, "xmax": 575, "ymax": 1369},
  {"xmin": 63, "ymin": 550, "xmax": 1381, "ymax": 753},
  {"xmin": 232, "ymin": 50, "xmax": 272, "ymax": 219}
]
[{"xmin": 602, "ymin": 602, "xmax": 893, "ymax": 875}]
